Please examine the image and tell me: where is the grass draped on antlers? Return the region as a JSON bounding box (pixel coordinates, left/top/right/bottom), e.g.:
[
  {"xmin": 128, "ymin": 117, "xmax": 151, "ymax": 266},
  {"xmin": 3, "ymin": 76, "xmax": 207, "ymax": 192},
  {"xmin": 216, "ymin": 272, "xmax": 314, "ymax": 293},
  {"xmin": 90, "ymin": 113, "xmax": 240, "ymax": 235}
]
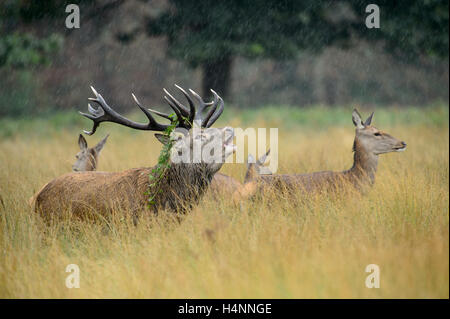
[{"xmin": 145, "ymin": 114, "xmax": 189, "ymax": 208}]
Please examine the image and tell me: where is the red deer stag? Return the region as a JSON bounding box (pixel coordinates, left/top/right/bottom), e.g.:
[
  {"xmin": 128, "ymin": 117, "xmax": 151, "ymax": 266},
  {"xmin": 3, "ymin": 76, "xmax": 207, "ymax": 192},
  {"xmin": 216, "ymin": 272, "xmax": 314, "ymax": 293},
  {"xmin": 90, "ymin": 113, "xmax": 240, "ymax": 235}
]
[
  {"xmin": 33, "ymin": 85, "xmax": 235, "ymax": 220},
  {"xmin": 145, "ymin": 93, "xmax": 272, "ymax": 200},
  {"xmin": 233, "ymin": 109, "xmax": 406, "ymax": 201}
]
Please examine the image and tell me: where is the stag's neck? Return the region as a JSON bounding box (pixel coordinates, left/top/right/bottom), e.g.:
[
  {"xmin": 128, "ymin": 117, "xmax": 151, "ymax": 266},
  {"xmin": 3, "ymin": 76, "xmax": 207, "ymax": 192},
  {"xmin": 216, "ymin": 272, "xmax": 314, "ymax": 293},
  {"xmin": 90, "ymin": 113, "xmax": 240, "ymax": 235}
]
[
  {"xmin": 149, "ymin": 163, "xmax": 215, "ymax": 213},
  {"xmin": 345, "ymin": 138, "xmax": 378, "ymax": 186}
]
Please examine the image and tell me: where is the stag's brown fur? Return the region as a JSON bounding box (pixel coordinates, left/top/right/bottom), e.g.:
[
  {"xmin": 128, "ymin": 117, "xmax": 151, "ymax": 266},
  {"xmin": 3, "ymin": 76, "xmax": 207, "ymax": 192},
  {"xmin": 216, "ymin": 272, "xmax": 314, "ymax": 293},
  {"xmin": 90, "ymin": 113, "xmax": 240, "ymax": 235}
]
[
  {"xmin": 35, "ymin": 163, "xmax": 221, "ymax": 219},
  {"xmin": 34, "ymin": 127, "xmax": 236, "ymax": 220}
]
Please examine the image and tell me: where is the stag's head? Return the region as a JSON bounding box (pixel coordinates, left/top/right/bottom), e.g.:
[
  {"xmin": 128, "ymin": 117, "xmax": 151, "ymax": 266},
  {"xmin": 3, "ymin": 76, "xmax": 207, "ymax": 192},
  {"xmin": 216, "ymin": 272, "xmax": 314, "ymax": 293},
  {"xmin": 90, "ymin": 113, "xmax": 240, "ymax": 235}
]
[
  {"xmin": 352, "ymin": 109, "xmax": 406, "ymax": 155},
  {"xmin": 72, "ymin": 134, "xmax": 109, "ymax": 171},
  {"xmin": 155, "ymin": 126, "xmax": 235, "ymax": 173},
  {"xmin": 80, "ymin": 85, "xmax": 235, "ymax": 175}
]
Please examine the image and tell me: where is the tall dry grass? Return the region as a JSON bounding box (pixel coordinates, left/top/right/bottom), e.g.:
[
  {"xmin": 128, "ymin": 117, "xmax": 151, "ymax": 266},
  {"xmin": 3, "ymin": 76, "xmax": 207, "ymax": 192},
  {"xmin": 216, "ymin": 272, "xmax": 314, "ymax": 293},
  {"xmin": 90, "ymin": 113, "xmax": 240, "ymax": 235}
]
[{"xmin": 0, "ymin": 110, "xmax": 448, "ymax": 298}]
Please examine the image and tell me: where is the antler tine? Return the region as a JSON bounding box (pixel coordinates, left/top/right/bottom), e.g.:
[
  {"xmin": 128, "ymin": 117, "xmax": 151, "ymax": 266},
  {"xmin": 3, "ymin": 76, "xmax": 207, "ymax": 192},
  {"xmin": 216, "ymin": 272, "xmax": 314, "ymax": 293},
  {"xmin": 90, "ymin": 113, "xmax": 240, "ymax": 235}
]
[
  {"xmin": 163, "ymin": 88, "xmax": 190, "ymax": 117},
  {"xmin": 146, "ymin": 107, "xmax": 172, "ymax": 120},
  {"xmin": 189, "ymin": 88, "xmax": 214, "ymax": 123},
  {"xmin": 132, "ymin": 93, "xmax": 179, "ymax": 121},
  {"xmin": 201, "ymin": 91, "xmax": 219, "ymax": 127},
  {"xmin": 174, "ymin": 84, "xmax": 196, "ymax": 125},
  {"xmin": 80, "ymin": 86, "xmax": 169, "ymax": 135},
  {"xmin": 131, "ymin": 93, "xmax": 174, "ymax": 127},
  {"xmin": 204, "ymin": 89, "xmax": 224, "ymax": 128},
  {"xmin": 163, "ymin": 94, "xmax": 184, "ymax": 126}
]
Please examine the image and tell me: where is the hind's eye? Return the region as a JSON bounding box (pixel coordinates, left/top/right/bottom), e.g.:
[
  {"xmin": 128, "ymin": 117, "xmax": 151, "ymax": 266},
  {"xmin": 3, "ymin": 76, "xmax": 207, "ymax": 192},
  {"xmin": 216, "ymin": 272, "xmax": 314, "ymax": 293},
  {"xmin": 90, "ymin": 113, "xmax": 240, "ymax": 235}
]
[{"xmin": 374, "ymin": 132, "xmax": 381, "ymax": 136}]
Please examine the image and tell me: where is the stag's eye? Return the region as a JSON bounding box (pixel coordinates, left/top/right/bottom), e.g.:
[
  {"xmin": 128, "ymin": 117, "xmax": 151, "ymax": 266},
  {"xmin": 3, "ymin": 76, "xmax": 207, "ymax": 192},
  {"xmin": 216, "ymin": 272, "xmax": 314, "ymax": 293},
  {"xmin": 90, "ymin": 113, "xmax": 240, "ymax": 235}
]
[{"xmin": 374, "ymin": 132, "xmax": 381, "ymax": 136}]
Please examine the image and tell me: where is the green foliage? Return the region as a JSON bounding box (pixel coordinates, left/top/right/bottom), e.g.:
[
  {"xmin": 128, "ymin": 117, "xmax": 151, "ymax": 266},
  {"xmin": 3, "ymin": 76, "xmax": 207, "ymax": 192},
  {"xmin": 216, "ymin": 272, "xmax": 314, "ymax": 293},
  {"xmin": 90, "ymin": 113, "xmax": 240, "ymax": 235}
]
[
  {"xmin": 0, "ymin": 105, "xmax": 447, "ymax": 139},
  {"xmin": 0, "ymin": 33, "xmax": 63, "ymax": 69},
  {"xmin": 145, "ymin": 115, "xmax": 179, "ymax": 207},
  {"xmin": 0, "ymin": 70, "xmax": 54, "ymax": 118},
  {"xmin": 0, "ymin": 0, "xmax": 95, "ymax": 69}
]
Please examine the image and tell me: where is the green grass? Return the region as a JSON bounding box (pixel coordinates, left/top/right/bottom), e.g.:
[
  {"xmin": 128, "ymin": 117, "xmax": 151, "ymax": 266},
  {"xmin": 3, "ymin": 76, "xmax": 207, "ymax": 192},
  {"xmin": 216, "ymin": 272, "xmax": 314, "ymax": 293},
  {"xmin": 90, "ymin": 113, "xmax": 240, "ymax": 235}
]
[{"xmin": 0, "ymin": 104, "xmax": 447, "ymax": 138}]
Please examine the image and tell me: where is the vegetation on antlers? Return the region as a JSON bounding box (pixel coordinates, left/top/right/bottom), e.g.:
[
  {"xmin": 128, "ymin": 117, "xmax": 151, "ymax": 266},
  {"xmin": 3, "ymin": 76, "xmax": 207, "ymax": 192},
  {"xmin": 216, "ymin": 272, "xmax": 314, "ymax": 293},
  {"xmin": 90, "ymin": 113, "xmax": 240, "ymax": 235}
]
[{"xmin": 146, "ymin": 114, "xmax": 178, "ymax": 207}]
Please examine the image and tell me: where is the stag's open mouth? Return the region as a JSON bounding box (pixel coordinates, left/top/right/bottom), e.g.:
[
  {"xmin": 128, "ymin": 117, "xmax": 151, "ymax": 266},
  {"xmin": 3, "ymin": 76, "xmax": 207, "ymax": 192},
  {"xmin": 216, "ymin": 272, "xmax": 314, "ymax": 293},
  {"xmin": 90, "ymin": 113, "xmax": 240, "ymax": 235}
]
[
  {"xmin": 223, "ymin": 128, "xmax": 236, "ymax": 152},
  {"xmin": 223, "ymin": 127, "xmax": 234, "ymax": 146},
  {"xmin": 224, "ymin": 134, "xmax": 234, "ymax": 146}
]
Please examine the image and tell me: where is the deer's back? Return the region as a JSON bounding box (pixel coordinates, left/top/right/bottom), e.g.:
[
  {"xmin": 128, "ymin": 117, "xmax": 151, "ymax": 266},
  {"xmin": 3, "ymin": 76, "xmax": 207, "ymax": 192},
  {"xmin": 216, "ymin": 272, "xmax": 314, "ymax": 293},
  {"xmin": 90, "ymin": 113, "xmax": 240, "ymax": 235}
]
[
  {"xmin": 209, "ymin": 173, "xmax": 243, "ymax": 198},
  {"xmin": 256, "ymin": 170, "xmax": 346, "ymax": 193},
  {"xmin": 35, "ymin": 167, "xmax": 153, "ymax": 219}
]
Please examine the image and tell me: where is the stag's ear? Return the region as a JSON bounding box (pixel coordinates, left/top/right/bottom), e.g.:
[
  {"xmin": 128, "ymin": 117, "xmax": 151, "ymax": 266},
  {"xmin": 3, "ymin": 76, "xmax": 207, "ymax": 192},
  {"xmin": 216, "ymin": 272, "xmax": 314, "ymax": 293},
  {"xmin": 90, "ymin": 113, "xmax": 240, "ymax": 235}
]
[
  {"xmin": 78, "ymin": 134, "xmax": 88, "ymax": 150},
  {"xmin": 155, "ymin": 134, "xmax": 170, "ymax": 145},
  {"xmin": 352, "ymin": 109, "xmax": 364, "ymax": 129},
  {"xmin": 257, "ymin": 149, "xmax": 271, "ymax": 166},
  {"xmin": 364, "ymin": 112, "xmax": 374, "ymax": 126},
  {"xmin": 94, "ymin": 134, "xmax": 109, "ymax": 154}
]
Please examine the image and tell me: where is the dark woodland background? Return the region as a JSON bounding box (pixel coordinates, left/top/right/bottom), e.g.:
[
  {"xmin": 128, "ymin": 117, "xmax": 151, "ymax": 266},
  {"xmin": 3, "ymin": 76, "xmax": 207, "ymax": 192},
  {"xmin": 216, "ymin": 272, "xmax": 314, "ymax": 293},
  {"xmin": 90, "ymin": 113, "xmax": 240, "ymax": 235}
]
[{"xmin": 0, "ymin": 0, "xmax": 448, "ymax": 118}]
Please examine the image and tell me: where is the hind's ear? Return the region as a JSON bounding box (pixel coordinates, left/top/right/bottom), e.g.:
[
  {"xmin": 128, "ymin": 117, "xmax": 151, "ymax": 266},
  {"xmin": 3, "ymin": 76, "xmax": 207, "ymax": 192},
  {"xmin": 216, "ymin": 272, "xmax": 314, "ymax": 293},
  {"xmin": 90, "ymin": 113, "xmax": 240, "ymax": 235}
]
[
  {"xmin": 94, "ymin": 134, "xmax": 109, "ymax": 154},
  {"xmin": 155, "ymin": 134, "xmax": 170, "ymax": 145},
  {"xmin": 257, "ymin": 149, "xmax": 270, "ymax": 165},
  {"xmin": 78, "ymin": 134, "xmax": 88, "ymax": 150},
  {"xmin": 352, "ymin": 109, "xmax": 364, "ymax": 129},
  {"xmin": 364, "ymin": 112, "xmax": 374, "ymax": 126}
]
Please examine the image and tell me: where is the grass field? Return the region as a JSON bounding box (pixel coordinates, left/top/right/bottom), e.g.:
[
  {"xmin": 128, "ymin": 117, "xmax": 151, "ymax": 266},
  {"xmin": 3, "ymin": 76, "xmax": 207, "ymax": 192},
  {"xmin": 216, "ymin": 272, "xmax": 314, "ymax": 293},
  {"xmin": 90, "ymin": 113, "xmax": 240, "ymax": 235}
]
[{"xmin": 0, "ymin": 105, "xmax": 448, "ymax": 298}]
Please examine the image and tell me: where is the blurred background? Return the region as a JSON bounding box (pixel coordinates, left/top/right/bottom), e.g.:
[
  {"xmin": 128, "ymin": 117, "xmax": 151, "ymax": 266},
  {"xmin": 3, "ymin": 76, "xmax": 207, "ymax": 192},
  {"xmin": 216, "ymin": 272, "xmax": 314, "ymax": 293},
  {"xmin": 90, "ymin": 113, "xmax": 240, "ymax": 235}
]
[{"xmin": 0, "ymin": 0, "xmax": 448, "ymax": 121}]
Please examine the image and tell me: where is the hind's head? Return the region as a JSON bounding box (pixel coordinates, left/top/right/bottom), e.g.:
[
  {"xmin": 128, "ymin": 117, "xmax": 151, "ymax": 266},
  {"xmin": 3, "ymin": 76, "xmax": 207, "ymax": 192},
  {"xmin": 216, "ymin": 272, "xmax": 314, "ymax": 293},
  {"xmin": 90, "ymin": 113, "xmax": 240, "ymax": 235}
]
[
  {"xmin": 244, "ymin": 149, "xmax": 272, "ymax": 183},
  {"xmin": 72, "ymin": 134, "xmax": 109, "ymax": 171},
  {"xmin": 352, "ymin": 109, "xmax": 406, "ymax": 155}
]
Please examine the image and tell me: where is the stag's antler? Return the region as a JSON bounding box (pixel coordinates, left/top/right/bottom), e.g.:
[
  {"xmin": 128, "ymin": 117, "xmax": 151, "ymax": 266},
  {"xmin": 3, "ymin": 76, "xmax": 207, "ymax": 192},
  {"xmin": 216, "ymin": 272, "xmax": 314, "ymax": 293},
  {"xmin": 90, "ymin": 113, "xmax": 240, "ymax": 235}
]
[
  {"xmin": 81, "ymin": 85, "xmax": 225, "ymax": 135},
  {"xmin": 80, "ymin": 86, "xmax": 171, "ymax": 135},
  {"xmin": 148, "ymin": 86, "xmax": 224, "ymax": 128}
]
